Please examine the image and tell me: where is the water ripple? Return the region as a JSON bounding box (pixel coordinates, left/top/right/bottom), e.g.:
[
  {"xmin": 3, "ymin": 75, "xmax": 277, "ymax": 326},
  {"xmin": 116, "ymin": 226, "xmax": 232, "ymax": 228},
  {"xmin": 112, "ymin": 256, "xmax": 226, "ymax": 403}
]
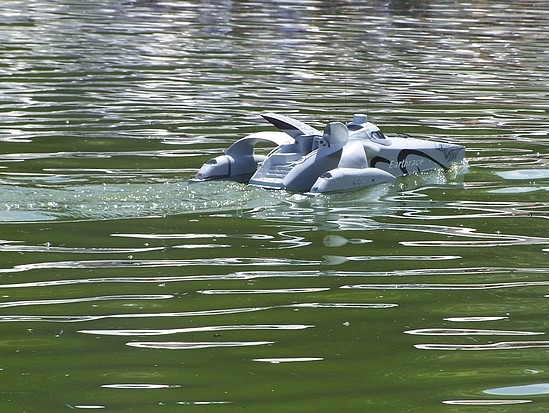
[
  {"xmin": 0, "ymin": 294, "xmax": 172, "ymax": 309},
  {"xmin": 330, "ymin": 217, "xmax": 549, "ymax": 248},
  {"xmin": 79, "ymin": 324, "xmax": 313, "ymax": 337},
  {"xmin": 0, "ymin": 242, "xmax": 163, "ymax": 254},
  {"xmin": 126, "ymin": 341, "xmax": 274, "ymax": 350},
  {"xmin": 101, "ymin": 383, "xmax": 181, "ymax": 389},
  {"xmin": 401, "ymin": 236, "xmax": 549, "ymax": 248},
  {"xmin": 197, "ymin": 288, "xmax": 330, "ymax": 295},
  {"xmin": 176, "ymin": 401, "xmax": 231, "ymax": 406},
  {"xmin": 496, "ymin": 169, "xmax": 549, "ymax": 180},
  {"xmin": 322, "ymin": 255, "xmax": 461, "ymax": 266},
  {"xmin": 443, "ymin": 400, "xmax": 531, "ymax": 405},
  {"xmin": 485, "ymin": 383, "xmax": 549, "ymax": 396},
  {"xmin": 415, "ymin": 341, "xmax": 549, "ymax": 351},
  {"xmin": 0, "ymin": 306, "xmax": 272, "ymax": 323},
  {"xmin": 405, "ymin": 328, "xmax": 543, "ymax": 336},
  {"xmin": 443, "ymin": 316, "xmax": 509, "ymax": 322},
  {"xmin": 0, "ymin": 272, "xmax": 321, "ymax": 289},
  {"xmin": 289, "ymin": 303, "xmax": 397, "ymax": 309},
  {"xmin": 112, "ymin": 232, "xmax": 273, "ymax": 240},
  {"xmin": 399, "ymin": 200, "xmax": 549, "ymax": 221},
  {"xmin": 342, "ymin": 280, "xmax": 549, "ymax": 290},
  {"xmin": 0, "ymin": 267, "xmax": 544, "ymax": 290},
  {"xmin": 0, "ymin": 300, "xmax": 396, "ymax": 324},
  {"xmin": 0, "ymin": 257, "xmax": 319, "ymax": 274},
  {"xmin": 253, "ymin": 357, "xmax": 323, "ymax": 364}
]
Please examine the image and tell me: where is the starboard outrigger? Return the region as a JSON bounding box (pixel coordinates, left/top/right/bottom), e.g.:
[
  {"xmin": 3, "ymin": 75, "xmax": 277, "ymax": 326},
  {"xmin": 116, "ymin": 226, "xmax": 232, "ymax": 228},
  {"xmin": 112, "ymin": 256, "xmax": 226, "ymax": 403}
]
[{"xmin": 193, "ymin": 113, "xmax": 465, "ymax": 194}]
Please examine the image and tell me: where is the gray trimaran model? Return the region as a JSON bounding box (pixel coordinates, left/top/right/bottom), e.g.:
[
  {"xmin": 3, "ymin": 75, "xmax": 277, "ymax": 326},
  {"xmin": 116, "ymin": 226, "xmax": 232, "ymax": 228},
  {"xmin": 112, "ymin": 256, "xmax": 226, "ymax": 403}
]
[{"xmin": 193, "ymin": 113, "xmax": 465, "ymax": 194}]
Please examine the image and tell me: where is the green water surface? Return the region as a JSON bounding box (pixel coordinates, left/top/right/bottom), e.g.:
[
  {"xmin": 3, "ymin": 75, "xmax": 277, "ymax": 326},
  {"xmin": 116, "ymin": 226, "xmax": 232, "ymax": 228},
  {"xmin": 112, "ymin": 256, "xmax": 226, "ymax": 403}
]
[{"xmin": 0, "ymin": 1, "xmax": 548, "ymax": 411}]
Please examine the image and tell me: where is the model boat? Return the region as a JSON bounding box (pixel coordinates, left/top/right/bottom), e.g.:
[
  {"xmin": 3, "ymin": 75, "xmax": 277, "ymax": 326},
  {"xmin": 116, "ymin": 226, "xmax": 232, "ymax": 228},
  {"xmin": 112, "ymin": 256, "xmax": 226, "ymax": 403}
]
[{"xmin": 193, "ymin": 113, "xmax": 465, "ymax": 194}]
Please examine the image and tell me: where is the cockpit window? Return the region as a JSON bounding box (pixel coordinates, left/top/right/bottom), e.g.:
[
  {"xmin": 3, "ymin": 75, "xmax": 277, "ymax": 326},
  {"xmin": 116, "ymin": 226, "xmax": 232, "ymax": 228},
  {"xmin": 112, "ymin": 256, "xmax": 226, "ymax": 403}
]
[
  {"xmin": 206, "ymin": 159, "xmax": 218, "ymax": 165},
  {"xmin": 371, "ymin": 131, "xmax": 386, "ymax": 140}
]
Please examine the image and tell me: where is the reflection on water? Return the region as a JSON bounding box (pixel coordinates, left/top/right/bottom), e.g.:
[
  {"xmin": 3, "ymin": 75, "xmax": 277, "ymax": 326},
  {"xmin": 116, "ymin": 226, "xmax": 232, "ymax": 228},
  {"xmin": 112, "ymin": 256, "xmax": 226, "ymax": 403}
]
[
  {"xmin": 443, "ymin": 399, "xmax": 532, "ymax": 405},
  {"xmin": 102, "ymin": 383, "xmax": 181, "ymax": 389},
  {"xmin": 416, "ymin": 341, "xmax": 549, "ymax": 351},
  {"xmin": 126, "ymin": 341, "xmax": 275, "ymax": 350},
  {"xmin": 0, "ymin": 0, "xmax": 548, "ymax": 411},
  {"xmin": 405, "ymin": 328, "xmax": 543, "ymax": 336},
  {"xmin": 253, "ymin": 357, "xmax": 323, "ymax": 364},
  {"xmin": 485, "ymin": 383, "xmax": 549, "ymax": 396},
  {"xmin": 79, "ymin": 324, "xmax": 313, "ymax": 336}
]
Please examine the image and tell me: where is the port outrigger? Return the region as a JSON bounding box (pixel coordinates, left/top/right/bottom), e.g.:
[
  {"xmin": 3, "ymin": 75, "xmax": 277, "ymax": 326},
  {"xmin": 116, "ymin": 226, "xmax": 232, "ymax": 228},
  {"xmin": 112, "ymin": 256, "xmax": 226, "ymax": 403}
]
[{"xmin": 193, "ymin": 113, "xmax": 465, "ymax": 194}]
